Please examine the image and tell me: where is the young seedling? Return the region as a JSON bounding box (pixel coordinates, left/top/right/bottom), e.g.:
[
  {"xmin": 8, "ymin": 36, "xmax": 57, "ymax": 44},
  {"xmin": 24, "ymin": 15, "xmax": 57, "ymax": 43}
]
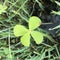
[
  {"xmin": 0, "ymin": 4, "xmax": 7, "ymax": 14},
  {"xmin": 13, "ymin": 16, "xmax": 57, "ymax": 46}
]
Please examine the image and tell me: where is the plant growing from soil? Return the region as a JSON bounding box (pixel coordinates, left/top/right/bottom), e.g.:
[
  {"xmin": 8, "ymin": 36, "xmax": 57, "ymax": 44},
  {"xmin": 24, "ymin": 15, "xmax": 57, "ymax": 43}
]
[
  {"xmin": 50, "ymin": 1, "xmax": 60, "ymax": 36},
  {"xmin": 0, "ymin": 0, "xmax": 60, "ymax": 60},
  {"xmin": 13, "ymin": 16, "xmax": 57, "ymax": 46}
]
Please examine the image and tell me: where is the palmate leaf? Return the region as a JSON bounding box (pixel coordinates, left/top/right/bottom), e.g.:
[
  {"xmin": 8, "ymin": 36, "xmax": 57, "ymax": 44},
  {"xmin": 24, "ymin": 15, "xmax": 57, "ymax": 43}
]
[
  {"xmin": 14, "ymin": 24, "xmax": 28, "ymax": 37},
  {"xmin": 31, "ymin": 31, "xmax": 43, "ymax": 44},
  {"xmin": 21, "ymin": 32, "xmax": 30, "ymax": 46},
  {"xmin": 29, "ymin": 16, "xmax": 41, "ymax": 30},
  {"xmin": 13, "ymin": 16, "xmax": 43, "ymax": 46}
]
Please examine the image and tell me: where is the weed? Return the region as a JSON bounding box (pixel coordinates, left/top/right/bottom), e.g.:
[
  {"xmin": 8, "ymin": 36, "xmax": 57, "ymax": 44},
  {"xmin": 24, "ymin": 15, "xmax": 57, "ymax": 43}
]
[{"xmin": 0, "ymin": 0, "xmax": 60, "ymax": 60}]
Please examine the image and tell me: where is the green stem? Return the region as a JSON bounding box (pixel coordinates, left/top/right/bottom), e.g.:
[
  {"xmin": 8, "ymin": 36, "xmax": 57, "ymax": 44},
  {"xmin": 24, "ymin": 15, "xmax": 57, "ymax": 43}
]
[
  {"xmin": 43, "ymin": 33, "xmax": 58, "ymax": 43},
  {"xmin": 38, "ymin": 28, "xmax": 58, "ymax": 43}
]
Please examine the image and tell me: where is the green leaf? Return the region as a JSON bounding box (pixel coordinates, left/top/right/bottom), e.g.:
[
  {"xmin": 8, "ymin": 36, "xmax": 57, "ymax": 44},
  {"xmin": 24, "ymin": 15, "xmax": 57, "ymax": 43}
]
[
  {"xmin": 51, "ymin": 11, "xmax": 60, "ymax": 15},
  {"xmin": 55, "ymin": 1, "xmax": 60, "ymax": 6},
  {"xmin": 49, "ymin": 25, "xmax": 60, "ymax": 30},
  {"xmin": 43, "ymin": 34, "xmax": 57, "ymax": 43},
  {"xmin": 0, "ymin": 4, "xmax": 7, "ymax": 14},
  {"xmin": 13, "ymin": 24, "xmax": 28, "ymax": 37},
  {"xmin": 29, "ymin": 16, "xmax": 42, "ymax": 30},
  {"xmin": 31, "ymin": 31, "xmax": 43, "ymax": 44},
  {"xmin": 21, "ymin": 32, "xmax": 30, "ymax": 46},
  {"xmin": 4, "ymin": 48, "xmax": 9, "ymax": 55},
  {"xmin": 52, "ymin": 25, "xmax": 60, "ymax": 29},
  {"xmin": 6, "ymin": 54, "xmax": 15, "ymax": 60}
]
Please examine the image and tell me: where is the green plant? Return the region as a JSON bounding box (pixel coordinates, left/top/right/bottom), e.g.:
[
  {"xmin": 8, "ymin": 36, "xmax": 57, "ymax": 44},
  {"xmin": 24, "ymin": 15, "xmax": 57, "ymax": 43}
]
[
  {"xmin": 0, "ymin": 4, "xmax": 7, "ymax": 14},
  {"xmin": 0, "ymin": 0, "xmax": 60, "ymax": 60},
  {"xmin": 49, "ymin": 25, "xmax": 60, "ymax": 30},
  {"xmin": 49, "ymin": 25, "xmax": 60, "ymax": 36},
  {"xmin": 51, "ymin": 1, "xmax": 60, "ymax": 15},
  {"xmin": 13, "ymin": 16, "xmax": 43, "ymax": 46},
  {"xmin": 13, "ymin": 16, "xmax": 57, "ymax": 46},
  {"xmin": 50, "ymin": 1, "xmax": 60, "ymax": 36},
  {"xmin": 52, "ymin": 11, "xmax": 60, "ymax": 15},
  {"xmin": 55, "ymin": 1, "xmax": 60, "ymax": 6}
]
